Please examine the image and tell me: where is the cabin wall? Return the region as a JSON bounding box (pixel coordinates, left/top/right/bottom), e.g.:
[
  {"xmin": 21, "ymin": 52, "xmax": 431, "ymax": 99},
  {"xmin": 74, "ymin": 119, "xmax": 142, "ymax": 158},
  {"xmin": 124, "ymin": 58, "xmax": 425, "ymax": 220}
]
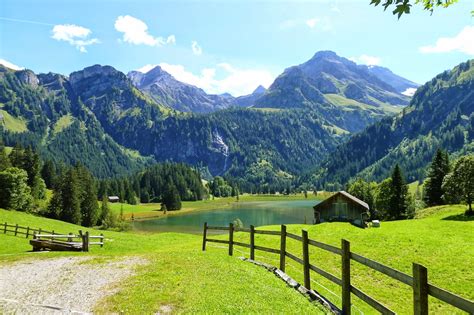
[{"xmin": 314, "ymin": 195, "xmax": 368, "ymax": 226}]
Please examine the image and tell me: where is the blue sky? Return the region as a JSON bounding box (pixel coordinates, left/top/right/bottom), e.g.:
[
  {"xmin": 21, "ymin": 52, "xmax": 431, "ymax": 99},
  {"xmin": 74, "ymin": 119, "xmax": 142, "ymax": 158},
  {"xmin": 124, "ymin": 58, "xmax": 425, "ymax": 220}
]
[{"xmin": 0, "ymin": 0, "xmax": 473, "ymax": 96}]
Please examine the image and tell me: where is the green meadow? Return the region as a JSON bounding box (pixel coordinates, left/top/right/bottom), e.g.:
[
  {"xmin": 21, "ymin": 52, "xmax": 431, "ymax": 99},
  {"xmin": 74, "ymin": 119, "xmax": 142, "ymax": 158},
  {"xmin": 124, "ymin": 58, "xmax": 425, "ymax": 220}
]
[{"xmin": 0, "ymin": 204, "xmax": 472, "ymax": 314}]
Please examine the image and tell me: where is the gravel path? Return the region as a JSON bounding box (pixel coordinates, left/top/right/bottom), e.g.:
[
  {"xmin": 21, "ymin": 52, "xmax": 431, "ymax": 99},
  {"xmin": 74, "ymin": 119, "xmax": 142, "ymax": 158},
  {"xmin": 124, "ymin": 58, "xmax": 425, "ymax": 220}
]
[{"xmin": 0, "ymin": 256, "xmax": 146, "ymax": 314}]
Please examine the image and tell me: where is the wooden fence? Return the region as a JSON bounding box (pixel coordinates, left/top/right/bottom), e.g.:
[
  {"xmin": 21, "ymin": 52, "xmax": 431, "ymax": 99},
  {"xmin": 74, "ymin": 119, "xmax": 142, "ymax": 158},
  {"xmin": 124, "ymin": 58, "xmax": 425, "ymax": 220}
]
[
  {"xmin": 2, "ymin": 222, "xmax": 104, "ymax": 252},
  {"xmin": 202, "ymin": 223, "xmax": 474, "ymax": 314}
]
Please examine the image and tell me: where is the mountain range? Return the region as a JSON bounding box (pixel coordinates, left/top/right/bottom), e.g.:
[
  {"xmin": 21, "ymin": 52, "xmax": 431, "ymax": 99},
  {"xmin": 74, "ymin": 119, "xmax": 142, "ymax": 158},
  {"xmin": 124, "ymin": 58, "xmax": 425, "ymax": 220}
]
[{"xmin": 1, "ymin": 51, "xmax": 472, "ymax": 189}]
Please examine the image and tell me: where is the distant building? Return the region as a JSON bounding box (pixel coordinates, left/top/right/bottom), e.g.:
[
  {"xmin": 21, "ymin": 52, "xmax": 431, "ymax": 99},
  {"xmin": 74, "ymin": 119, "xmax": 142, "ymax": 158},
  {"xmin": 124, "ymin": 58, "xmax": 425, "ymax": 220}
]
[
  {"xmin": 313, "ymin": 191, "xmax": 370, "ymax": 227},
  {"xmin": 108, "ymin": 196, "xmax": 120, "ymax": 203}
]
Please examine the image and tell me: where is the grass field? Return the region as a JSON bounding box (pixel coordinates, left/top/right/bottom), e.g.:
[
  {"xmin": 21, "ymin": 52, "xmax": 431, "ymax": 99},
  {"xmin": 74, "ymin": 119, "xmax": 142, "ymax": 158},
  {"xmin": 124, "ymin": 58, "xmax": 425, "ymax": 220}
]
[
  {"xmin": 0, "ymin": 110, "xmax": 28, "ymax": 133},
  {"xmin": 0, "ymin": 204, "xmax": 472, "ymax": 314},
  {"xmin": 108, "ymin": 192, "xmax": 330, "ymax": 220},
  {"xmin": 0, "ymin": 208, "xmax": 323, "ymax": 314}
]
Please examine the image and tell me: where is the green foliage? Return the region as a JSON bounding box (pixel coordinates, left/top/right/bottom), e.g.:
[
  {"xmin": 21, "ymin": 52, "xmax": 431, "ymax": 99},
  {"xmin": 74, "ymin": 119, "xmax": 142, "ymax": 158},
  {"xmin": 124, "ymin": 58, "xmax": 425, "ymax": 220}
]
[
  {"xmin": 162, "ymin": 183, "xmax": 182, "ymax": 210},
  {"xmin": 0, "ymin": 140, "xmax": 11, "ymax": 171},
  {"xmin": 315, "ymin": 60, "xmax": 474, "ymax": 188},
  {"xmin": 388, "ymin": 164, "xmax": 409, "ymax": 219},
  {"xmin": 99, "ymin": 195, "xmax": 117, "ymax": 229},
  {"xmin": 0, "ymin": 167, "xmax": 32, "ymax": 211},
  {"xmin": 370, "ymin": 0, "xmax": 461, "ymax": 18},
  {"xmin": 210, "ymin": 176, "xmax": 233, "ymax": 197},
  {"xmin": 442, "ymin": 154, "xmax": 474, "ymax": 214},
  {"xmin": 423, "ymin": 149, "xmax": 450, "ymax": 206},
  {"xmin": 347, "ymin": 178, "xmax": 377, "ymax": 218},
  {"xmin": 47, "ymin": 164, "xmax": 101, "ymax": 226}
]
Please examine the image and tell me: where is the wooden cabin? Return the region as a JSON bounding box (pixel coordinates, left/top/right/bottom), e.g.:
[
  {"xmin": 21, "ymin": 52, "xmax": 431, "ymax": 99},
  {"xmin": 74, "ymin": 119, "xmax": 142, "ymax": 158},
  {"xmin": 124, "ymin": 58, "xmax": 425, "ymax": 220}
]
[
  {"xmin": 314, "ymin": 191, "xmax": 370, "ymax": 227},
  {"xmin": 108, "ymin": 196, "xmax": 120, "ymax": 203}
]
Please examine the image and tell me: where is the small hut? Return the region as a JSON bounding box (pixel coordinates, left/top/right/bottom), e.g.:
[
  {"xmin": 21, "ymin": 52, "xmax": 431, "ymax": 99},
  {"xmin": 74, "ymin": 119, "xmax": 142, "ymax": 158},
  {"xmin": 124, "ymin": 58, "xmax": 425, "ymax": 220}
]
[
  {"xmin": 313, "ymin": 191, "xmax": 370, "ymax": 227},
  {"xmin": 108, "ymin": 196, "xmax": 120, "ymax": 203}
]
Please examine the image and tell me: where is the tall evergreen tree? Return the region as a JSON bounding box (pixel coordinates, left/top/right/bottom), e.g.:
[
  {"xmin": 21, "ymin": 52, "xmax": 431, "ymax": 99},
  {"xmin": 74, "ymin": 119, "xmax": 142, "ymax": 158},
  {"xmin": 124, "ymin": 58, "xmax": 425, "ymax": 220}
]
[
  {"xmin": 41, "ymin": 160, "xmax": 56, "ymax": 189},
  {"xmin": 162, "ymin": 183, "xmax": 182, "ymax": 210},
  {"xmin": 0, "ymin": 141, "xmax": 11, "ymax": 171},
  {"xmin": 57, "ymin": 168, "xmax": 81, "ymax": 224},
  {"xmin": 424, "ymin": 149, "xmax": 450, "ymax": 206},
  {"xmin": 388, "ymin": 164, "xmax": 409, "ymax": 220}
]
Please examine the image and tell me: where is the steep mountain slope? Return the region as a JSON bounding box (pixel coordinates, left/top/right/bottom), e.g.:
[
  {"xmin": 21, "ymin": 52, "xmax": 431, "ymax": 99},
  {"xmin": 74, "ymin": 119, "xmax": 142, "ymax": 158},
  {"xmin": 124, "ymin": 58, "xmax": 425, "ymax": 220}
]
[
  {"xmin": 313, "ymin": 60, "xmax": 474, "ymax": 187},
  {"xmin": 366, "ymin": 66, "xmax": 419, "ymax": 95},
  {"xmin": 234, "ymin": 85, "xmax": 267, "ymax": 107},
  {"xmin": 0, "ymin": 65, "xmax": 153, "ymax": 177},
  {"xmin": 255, "ymin": 51, "xmax": 411, "ymax": 133},
  {"xmin": 127, "ymin": 66, "xmax": 234, "ymax": 113},
  {"xmin": 0, "ymin": 64, "xmax": 341, "ymax": 187}
]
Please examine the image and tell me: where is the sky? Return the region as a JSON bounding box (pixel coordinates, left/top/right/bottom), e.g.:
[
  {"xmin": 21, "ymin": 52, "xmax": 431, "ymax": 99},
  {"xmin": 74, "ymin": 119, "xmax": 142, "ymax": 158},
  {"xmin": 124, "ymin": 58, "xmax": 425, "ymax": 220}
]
[{"xmin": 0, "ymin": 0, "xmax": 473, "ymax": 96}]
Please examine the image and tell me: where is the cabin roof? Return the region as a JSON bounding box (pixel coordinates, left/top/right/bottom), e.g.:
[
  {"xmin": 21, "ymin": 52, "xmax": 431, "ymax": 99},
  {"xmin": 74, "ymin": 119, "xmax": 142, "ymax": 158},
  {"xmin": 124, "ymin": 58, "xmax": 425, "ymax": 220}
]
[
  {"xmin": 314, "ymin": 191, "xmax": 369, "ymax": 211},
  {"xmin": 108, "ymin": 196, "xmax": 120, "ymax": 200}
]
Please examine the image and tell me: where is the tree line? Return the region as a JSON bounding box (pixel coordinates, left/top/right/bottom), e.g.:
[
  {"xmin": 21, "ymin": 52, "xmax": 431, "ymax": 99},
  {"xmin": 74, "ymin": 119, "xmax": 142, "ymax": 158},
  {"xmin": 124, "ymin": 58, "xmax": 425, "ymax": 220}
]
[{"xmin": 347, "ymin": 149, "xmax": 474, "ymax": 221}]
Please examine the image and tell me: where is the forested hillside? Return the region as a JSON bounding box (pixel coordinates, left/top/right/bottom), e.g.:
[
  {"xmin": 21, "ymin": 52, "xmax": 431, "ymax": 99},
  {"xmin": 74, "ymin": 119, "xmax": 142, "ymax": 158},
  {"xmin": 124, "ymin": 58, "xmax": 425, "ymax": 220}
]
[
  {"xmin": 0, "ymin": 66, "xmax": 152, "ymax": 178},
  {"xmin": 313, "ymin": 60, "xmax": 474, "ymax": 188}
]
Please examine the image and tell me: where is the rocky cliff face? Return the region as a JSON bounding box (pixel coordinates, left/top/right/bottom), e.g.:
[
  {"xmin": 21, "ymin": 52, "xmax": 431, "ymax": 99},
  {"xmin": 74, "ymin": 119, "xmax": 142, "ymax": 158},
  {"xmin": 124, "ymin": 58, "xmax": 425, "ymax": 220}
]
[{"xmin": 127, "ymin": 66, "xmax": 234, "ymax": 113}]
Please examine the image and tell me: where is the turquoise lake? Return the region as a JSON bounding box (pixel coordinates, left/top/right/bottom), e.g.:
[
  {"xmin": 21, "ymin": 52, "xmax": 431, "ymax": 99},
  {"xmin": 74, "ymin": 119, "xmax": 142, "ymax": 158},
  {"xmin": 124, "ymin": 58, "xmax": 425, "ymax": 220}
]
[{"xmin": 132, "ymin": 200, "xmax": 319, "ymax": 234}]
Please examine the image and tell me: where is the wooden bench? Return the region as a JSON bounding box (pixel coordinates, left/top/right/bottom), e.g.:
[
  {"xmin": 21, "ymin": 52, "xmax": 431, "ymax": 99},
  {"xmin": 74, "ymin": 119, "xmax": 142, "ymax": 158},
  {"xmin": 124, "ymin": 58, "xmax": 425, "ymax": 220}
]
[{"xmin": 30, "ymin": 239, "xmax": 83, "ymax": 251}]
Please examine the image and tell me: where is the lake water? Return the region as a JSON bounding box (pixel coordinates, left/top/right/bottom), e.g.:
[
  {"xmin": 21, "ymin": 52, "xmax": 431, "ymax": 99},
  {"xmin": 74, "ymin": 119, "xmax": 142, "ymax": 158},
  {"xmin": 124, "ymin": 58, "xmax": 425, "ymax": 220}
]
[{"xmin": 132, "ymin": 200, "xmax": 319, "ymax": 234}]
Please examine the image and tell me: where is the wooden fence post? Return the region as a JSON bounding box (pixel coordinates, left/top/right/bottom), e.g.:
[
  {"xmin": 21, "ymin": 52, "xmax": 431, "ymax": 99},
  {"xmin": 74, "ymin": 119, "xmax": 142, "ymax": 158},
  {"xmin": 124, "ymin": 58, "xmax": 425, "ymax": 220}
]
[
  {"xmin": 38, "ymin": 228, "xmax": 42, "ymax": 239},
  {"xmin": 250, "ymin": 225, "xmax": 255, "ymax": 260},
  {"xmin": 3, "ymin": 222, "xmax": 7, "ymax": 234},
  {"xmin": 302, "ymin": 230, "xmax": 311, "ymax": 290},
  {"xmin": 14, "ymin": 224, "xmax": 18, "ymax": 236},
  {"xmin": 67, "ymin": 232, "xmax": 73, "ymax": 242},
  {"xmin": 280, "ymin": 225, "xmax": 286, "ymax": 272},
  {"xmin": 202, "ymin": 222, "xmax": 207, "ymax": 251},
  {"xmin": 228, "ymin": 223, "xmax": 234, "ymax": 256},
  {"xmin": 26, "ymin": 227, "xmax": 30, "ymax": 238},
  {"xmin": 413, "ymin": 263, "xmax": 428, "ymax": 315},
  {"xmin": 341, "ymin": 239, "xmax": 351, "ymax": 315},
  {"xmin": 100, "ymin": 233, "xmax": 104, "ymax": 247},
  {"xmin": 51, "ymin": 230, "xmax": 54, "ymax": 241},
  {"xmin": 82, "ymin": 231, "xmax": 89, "ymax": 252}
]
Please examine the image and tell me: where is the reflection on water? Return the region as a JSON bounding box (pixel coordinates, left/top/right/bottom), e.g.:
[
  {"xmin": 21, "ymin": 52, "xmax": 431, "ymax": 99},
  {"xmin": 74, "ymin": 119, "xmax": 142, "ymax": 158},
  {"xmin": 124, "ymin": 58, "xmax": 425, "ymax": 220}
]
[{"xmin": 132, "ymin": 200, "xmax": 319, "ymax": 234}]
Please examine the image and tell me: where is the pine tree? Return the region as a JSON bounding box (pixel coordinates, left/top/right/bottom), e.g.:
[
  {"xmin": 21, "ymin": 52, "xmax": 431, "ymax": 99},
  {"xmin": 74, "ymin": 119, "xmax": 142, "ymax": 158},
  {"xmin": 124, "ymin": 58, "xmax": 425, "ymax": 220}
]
[
  {"xmin": 388, "ymin": 164, "xmax": 409, "ymax": 220},
  {"xmin": 0, "ymin": 141, "xmax": 11, "ymax": 171},
  {"xmin": 162, "ymin": 183, "xmax": 182, "ymax": 210},
  {"xmin": 100, "ymin": 195, "xmax": 117, "ymax": 229},
  {"xmin": 59, "ymin": 168, "xmax": 81, "ymax": 224},
  {"xmin": 424, "ymin": 149, "xmax": 450, "ymax": 206},
  {"xmin": 41, "ymin": 160, "xmax": 56, "ymax": 189}
]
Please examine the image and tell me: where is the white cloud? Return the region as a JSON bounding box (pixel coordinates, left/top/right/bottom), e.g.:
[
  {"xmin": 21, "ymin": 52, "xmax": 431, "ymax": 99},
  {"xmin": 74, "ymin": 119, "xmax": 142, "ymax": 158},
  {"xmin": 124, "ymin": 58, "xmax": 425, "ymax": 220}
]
[
  {"xmin": 114, "ymin": 15, "xmax": 175, "ymax": 47},
  {"xmin": 0, "ymin": 59, "xmax": 24, "ymax": 71},
  {"xmin": 282, "ymin": 17, "xmax": 331, "ymax": 31},
  {"xmin": 305, "ymin": 18, "xmax": 318, "ymax": 29},
  {"xmin": 401, "ymin": 88, "xmax": 417, "ymax": 97},
  {"xmin": 51, "ymin": 24, "xmax": 99, "ymax": 53},
  {"xmin": 191, "ymin": 41, "xmax": 202, "ymax": 55},
  {"xmin": 349, "ymin": 55, "xmax": 382, "ymax": 66},
  {"xmin": 141, "ymin": 62, "xmax": 274, "ymax": 96},
  {"xmin": 419, "ymin": 26, "xmax": 474, "ymax": 55},
  {"xmin": 136, "ymin": 64, "xmax": 158, "ymax": 73}
]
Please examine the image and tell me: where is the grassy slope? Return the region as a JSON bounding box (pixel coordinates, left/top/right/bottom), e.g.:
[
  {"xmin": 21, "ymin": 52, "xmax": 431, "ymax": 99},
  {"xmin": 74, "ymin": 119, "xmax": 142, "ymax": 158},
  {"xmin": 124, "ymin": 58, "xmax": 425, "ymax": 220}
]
[
  {"xmin": 0, "ymin": 209, "xmax": 324, "ymax": 314},
  {"xmin": 52, "ymin": 114, "xmax": 74, "ymax": 135},
  {"xmin": 229, "ymin": 205, "xmax": 473, "ymax": 314},
  {"xmin": 0, "ymin": 109, "xmax": 28, "ymax": 132},
  {"xmin": 1, "ymin": 205, "xmax": 471, "ymax": 314}
]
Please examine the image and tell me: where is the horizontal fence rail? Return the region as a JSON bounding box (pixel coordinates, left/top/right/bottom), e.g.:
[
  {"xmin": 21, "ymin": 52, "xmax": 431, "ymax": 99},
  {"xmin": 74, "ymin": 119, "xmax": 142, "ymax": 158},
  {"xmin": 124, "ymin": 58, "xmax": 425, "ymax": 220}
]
[
  {"xmin": 2, "ymin": 222, "xmax": 105, "ymax": 251},
  {"xmin": 201, "ymin": 222, "xmax": 474, "ymax": 315}
]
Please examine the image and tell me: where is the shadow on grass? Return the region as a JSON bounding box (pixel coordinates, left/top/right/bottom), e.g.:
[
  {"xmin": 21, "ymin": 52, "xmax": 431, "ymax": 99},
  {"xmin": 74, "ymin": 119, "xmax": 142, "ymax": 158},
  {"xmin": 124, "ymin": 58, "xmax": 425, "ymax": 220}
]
[{"xmin": 442, "ymin": 212, "xmax": 474, "ymax": 222}]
